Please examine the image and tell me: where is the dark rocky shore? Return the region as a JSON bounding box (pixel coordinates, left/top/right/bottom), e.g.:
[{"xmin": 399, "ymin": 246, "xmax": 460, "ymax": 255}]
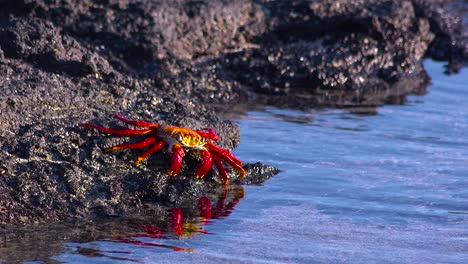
[{"xmin": 0, "ymin": 0, "xmax": 465, "ymax": 225}]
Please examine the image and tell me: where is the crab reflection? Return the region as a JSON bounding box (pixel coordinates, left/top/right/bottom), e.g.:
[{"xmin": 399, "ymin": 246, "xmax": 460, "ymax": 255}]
[{"xmin": 103, "ymin": 185, "xmax": 245, "ymax": 254}]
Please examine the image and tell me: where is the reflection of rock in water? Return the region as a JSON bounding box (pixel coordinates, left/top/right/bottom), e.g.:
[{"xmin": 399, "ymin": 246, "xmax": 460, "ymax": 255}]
[
  {"xmin": 249, "ymin": 68, "xmax": 429, "ymax": 110},
  {"xmin": 0, "ymin": 185, "xmax": 246, "ymax": 263}
]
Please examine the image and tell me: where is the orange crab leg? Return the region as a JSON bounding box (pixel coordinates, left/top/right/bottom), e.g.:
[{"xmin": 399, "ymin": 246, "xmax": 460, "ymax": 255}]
[
  {"xmin": 105, "ymin": 137, "xmax": 157, "ymax": 153},
  {"xmin": 168, "ymin": 144, "xmax": 185, "ymax": 176},
  {"xmin": 134, "ymin": 140, "xmax": 166, "ymax": 165},
  {"xmin": 114, "ymin": 114, "xmax": 160, "ymax": 128},
  {"xmin": 213, "ymin": 158, "xmax": 229, "ymax": 184},
  {"xmin": 195, "ymin": 149, "xmax": 213, "ymax": 178},
  {"xmin": 81, "ymin": 123, "xmax": 152, "ymax": 136},
  {"xmin": 196, "ymin": 128, "xmax": 219, "ymax": 140}
]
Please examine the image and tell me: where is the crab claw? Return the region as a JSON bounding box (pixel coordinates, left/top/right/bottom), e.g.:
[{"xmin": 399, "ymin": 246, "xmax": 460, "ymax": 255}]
[
  {"xmin": 169, "ymin": 144, "xmax": 185, "ymax": 176},
  {"xmin": 195, "ymin": 149, "xmax": 213, "ymax": 178}
]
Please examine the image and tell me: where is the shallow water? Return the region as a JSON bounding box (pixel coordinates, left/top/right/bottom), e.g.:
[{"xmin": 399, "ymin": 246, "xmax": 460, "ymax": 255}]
[{"xmin": 2, "ymin": 60, "xmax": 468, "ymax": 263}]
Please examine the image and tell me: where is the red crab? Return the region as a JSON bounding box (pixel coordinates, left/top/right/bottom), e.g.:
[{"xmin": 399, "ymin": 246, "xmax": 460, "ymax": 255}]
[{"xmin": 81, "ymin": 114, "xmax": 246, "ymax": 184}]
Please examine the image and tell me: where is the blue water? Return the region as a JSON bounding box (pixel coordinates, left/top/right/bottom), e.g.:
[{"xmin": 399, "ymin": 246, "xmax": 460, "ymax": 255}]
[{"xmin": 6, "ymin": 60, "xmax": 468, "ymax": 263}]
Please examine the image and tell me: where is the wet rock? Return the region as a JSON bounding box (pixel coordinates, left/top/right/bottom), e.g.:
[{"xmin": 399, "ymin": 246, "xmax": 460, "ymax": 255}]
[
  {"xmin": 216, "ymin": 0, "xmax": 436, "ymax": 108},
  {"xmin": 0, "ymin": 0, "xmax": 465, "ymax": 225},
  {"xmin": 241, "ymin": 163, "xmax": 280, "ymax": 185},
  {"xmin": 412, "ymin": 0, "xmax": 467, "ymax": 73}
]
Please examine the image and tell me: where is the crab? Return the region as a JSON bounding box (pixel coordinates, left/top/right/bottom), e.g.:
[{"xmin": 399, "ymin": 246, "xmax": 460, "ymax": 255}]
[{"xmin": 81, "ymin": 114, "xmax": 246, "ymax": 184}]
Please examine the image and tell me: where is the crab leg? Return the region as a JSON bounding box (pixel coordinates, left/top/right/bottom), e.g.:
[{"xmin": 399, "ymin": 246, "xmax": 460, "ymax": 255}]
[
  {"xmin": 206, "ymin": 142, "xmax": 246, "ymax": 179},
  {"xmin": 205, "ymin": 142, "xmax": 242, "ymax": 165},
  {"xmin": 104, "ymin": 137, "xmax": 157, "ymax": 153},
  {"xmin": 168, "ymin": 144, "xmax": 185, "ymax": 176},
  {"xmin": 222, "ymin": 156, "xmax": 246, "ymax": 178},
  {"xmin": 196, "ymin": 128, "xmax": 219, "ymax": 140},
  {"xmin": 195, "ymin": 149, "xmax": 213, "ymax": 178},
  {"xmin": 81, "ymin": 123, "xmax": 152, "ymax": 136},
  {"xmin": 114, "ymin": 114, "xmax": 160, "ymax": 128},
  {"xmin": 213, "ymin": 158, "xmax": 229, "ymax": 184},
  {"xmin": 134, "ymin": 140, "xmax": 166, "ymax": 165}
]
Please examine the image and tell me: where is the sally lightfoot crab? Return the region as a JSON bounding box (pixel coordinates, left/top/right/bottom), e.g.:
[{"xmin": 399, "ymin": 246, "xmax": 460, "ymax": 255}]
[{"xmin": 81, "ymin": 114, "xmax": 246, "ymax": 184}]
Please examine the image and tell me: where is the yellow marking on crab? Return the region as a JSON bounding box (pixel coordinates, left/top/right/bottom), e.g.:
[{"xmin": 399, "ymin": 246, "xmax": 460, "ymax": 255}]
[
  {"xmin": 180, "ymin": 134, "xmax": 203, "ymax": 148},
  {"xmin": 164, "ymin": 126, "xmax": 204, "ymax": 148}
]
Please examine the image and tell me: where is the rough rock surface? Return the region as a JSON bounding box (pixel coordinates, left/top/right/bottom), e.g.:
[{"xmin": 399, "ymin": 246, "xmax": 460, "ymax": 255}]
[{"xmin": 0, "ymin": 0, "xmax": 465, "ymax": 225}]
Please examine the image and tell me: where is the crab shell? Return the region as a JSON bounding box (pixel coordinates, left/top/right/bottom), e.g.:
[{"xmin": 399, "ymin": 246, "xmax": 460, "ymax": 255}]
[{"xmin": 81, "ymin": 114, "xmax": 246, "ymax": 184}]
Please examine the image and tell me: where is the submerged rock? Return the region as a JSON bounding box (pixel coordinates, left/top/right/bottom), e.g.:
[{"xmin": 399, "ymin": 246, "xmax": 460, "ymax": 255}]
[{"xmin": 0, "ymin": 0, "xmax": 465, "ymax": 225}]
